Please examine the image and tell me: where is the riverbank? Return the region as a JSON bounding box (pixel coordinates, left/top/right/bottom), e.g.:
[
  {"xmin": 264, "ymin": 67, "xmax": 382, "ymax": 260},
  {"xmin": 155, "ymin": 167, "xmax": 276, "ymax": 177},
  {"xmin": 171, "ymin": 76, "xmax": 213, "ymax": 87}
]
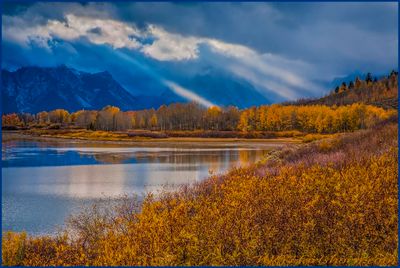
[{"xmin": 2, "ymin": 129, "xmax": 306, "ymax": 147}]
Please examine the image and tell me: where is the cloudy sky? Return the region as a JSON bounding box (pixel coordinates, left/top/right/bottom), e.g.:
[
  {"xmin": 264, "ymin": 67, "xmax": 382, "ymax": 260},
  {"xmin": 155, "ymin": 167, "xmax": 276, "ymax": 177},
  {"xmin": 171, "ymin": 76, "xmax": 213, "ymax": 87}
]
[{"xmin": 2, "ymin": 2, "xmax": 398, "ymax": 103}]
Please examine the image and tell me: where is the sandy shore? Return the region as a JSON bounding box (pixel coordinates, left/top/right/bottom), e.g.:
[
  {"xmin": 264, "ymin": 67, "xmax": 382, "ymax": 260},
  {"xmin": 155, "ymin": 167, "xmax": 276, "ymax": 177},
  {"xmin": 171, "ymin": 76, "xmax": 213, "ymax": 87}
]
[{"xmin": 2, "ymin": 130, "xmax": 301, "ymax": 148}]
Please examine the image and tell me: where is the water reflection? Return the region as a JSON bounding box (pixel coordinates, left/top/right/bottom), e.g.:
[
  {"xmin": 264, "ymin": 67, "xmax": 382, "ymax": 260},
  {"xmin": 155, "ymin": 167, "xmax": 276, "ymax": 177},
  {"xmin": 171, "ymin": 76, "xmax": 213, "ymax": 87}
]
[{"xmin": 2, "ymin": 140, "xmax": 280, "ymax": 234}]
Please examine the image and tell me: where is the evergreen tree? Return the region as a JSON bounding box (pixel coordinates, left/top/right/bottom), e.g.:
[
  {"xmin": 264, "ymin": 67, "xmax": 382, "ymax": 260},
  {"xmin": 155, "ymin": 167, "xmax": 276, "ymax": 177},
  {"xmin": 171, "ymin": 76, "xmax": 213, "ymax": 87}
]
[
  {"xmin": 340, "ymin": 82, "xmax": 347, "ymax": 92},
  {"xmin": 366, "ymin": 73, "xmax": 373, "ymax": 84}
]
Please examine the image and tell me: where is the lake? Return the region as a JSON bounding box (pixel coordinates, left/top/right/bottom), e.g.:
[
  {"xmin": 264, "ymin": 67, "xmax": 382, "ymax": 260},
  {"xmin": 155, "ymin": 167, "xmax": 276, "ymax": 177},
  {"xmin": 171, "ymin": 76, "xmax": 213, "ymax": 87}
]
[{"xmin": 2, "ymin": 138, "xmax": 288, "ymax": 235}]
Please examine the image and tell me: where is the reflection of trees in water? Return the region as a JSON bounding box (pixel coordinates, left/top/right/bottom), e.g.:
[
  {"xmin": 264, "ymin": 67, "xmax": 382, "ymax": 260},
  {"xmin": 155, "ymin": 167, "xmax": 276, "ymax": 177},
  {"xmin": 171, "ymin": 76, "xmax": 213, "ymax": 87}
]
[
  {"xmin": 239, "ymin": 149, "xmax": 268, "ymax": 166},
  {"xmin": 89, "ymin": 149, "xmax": 269, "ymax": 166},
  {"xmin": 92, "ymin": 153, "xmax": 133, "ymax": 164},
  {"xmin": 238, "ymin": 150, "xmax": 250, "ymax": 164}
]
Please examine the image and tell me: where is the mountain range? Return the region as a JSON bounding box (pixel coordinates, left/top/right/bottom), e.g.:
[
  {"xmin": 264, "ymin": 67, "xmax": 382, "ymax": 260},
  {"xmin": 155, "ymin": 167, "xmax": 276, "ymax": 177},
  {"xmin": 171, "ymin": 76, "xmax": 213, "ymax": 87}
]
[{"xmin": 1, "ymin": 65, "xmax": 273, "ymax": 114}]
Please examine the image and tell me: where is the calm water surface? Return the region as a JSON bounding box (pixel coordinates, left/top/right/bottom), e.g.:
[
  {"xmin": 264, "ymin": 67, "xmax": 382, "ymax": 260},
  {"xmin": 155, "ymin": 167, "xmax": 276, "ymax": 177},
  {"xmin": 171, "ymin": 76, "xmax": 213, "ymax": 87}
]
[{"xmin": 2, "ymin": 139, "xmax": 284, "ymax": 234}]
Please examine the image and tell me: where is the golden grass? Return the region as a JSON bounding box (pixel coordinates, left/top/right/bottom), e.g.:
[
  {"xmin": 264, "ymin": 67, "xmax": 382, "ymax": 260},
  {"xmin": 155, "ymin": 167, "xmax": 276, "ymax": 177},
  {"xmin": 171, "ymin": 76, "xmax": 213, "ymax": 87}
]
[{"xmin": 17, "ymin": 129, "xmax": 302, "ymax": 143}]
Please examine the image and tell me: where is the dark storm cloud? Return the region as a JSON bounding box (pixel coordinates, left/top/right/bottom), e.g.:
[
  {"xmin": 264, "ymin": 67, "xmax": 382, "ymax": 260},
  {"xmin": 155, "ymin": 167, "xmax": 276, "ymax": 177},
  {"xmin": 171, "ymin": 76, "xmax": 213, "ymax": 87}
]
[
  {"xmin": 2, "ymin": 1, "xmax": 398, "ymax": 101},
  {"xmin": 114, "ymin": 2, "xmax": 398, "ymax": 75}
]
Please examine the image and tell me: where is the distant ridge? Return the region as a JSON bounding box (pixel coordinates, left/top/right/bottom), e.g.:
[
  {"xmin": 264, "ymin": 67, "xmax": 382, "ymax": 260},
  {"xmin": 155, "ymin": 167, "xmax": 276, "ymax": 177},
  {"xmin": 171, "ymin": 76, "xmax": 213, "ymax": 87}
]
[
  {"xmin": 2, "ymin": 65, "xmax": 139, "ymax": 114},
  {"xmin": 1, "ymin": 65, "xmax": 272, "ymax": 114}
]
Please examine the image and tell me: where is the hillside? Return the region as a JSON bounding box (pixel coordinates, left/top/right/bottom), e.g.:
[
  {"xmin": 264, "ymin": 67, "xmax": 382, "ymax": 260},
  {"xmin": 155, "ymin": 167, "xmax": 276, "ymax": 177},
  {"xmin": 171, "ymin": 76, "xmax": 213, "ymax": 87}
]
[
  {"xmin": 1, "ymin": 66, "xmax": 139, "ymax": 114},
  {"xmin": 286, "ymin": 71, "xmax": 398, "ymax": 109},
  {"xmin": 1, "ymin": 65, "xmax": 273, "ymax": 114},
  {"xmin": 180, "ymin": 69, "xmax": 271, "ymax": 108}
]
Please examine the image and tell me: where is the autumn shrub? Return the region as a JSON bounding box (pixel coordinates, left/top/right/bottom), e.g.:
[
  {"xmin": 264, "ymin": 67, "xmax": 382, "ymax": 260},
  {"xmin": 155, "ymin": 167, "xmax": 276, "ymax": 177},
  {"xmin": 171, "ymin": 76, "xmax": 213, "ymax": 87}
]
[
  {"xmin": 1, "ymin": 126, "xmax": 19, "ymax": 130},
  {"xmin": 165, "ymin": 130, "xmax": 304, "ymax": 139},
  {"xmin": 128, "ymin": 130, "xmax": 169, "ymax": 138},
  {"xmin": 30, "ymin": 123, "xmax": 47, "ymax": 129},
  {"xmin": 2, "ymin": 232, "xmax": 27, "ymax": 266},
  {"xmin": 47, "ymin": 124, "xmax": 61, "ymax": 129},
  {"xmin": 2, "ymin": 119, "xmax": 398, "ymax": 266},
  {"xmin": 301, "ymin": 133, "xmax": 333, "ymax": 143}
]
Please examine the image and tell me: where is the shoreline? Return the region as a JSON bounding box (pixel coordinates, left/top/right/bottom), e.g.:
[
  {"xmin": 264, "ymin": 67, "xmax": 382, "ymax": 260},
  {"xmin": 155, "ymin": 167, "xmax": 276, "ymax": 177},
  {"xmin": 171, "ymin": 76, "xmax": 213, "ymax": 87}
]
[{"xmin": 2, "ymin": 130, "xmax": 302, "ymax": 148}]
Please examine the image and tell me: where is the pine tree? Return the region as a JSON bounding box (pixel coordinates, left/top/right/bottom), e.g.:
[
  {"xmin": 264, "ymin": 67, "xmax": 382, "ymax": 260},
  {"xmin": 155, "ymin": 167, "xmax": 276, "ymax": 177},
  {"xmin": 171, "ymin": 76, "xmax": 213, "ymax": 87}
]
[
  {"xmin": 366, "ymin": 73, "xmax": 373, "ymax": 84},
  {"xmin": 340, "ymin": 82, "xmax": 347, "ymax": 92}
]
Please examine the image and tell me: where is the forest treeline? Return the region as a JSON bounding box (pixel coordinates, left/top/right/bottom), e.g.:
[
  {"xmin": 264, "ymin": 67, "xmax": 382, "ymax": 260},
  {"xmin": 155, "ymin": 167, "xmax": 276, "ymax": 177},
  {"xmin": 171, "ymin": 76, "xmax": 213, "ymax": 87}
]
[
  {"xmin": 2, "ymin": 70, "xmax": 397, "ymax": 134},
  {"xmin": 287, "ymin": 70, "xmax": 398, "ymax": 107},
  {"xmin": 2, "ymin": 103, "xmax": 395, "ymax": 134}
]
